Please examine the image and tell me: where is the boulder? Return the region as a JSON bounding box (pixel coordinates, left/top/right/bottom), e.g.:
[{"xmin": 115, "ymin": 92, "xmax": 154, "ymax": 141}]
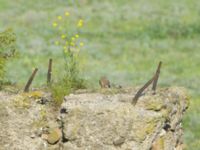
[
  {"xmin": 60, "ymin": 87, "xmax": 189, "ymax": 150},
  {"xmin": 0, "ymin": 87, "xmax": 189, "ymax": 150}
]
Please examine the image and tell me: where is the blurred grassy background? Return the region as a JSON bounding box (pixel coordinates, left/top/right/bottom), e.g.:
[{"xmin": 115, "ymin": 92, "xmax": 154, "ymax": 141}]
[{"xmin": 0, "ymin": 0, "xmax": 200, "ymax": 148}]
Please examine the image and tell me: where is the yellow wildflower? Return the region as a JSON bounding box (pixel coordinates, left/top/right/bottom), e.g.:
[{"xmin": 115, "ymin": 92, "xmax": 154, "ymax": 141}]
[
  {"xmin": 77, "ymin": 19, "xmax": 83, "ymax": 27},
  {"xmin": 80, "ymin": 42, "xmax": 84, "ymax": 47},
  {"xmin": 75, "ymin": 34, "xmax": 79, "ymax": 38},
  {"xmin": 71, "ymin": 37, "xmax": 75, "ymax": 41},
  {"xmin": 52, "ymin": 22, "xmax": 58, "ymax": 27},
  {"xmin": 65, "ymin": 12, "xmax": 70, "ymax": 16},
  {"xmin": 64, "ymin": 49, "xmax": 68, "ymax": 54},
  {"xmin": 63, "ymin": 46, "xmax": 67, "ymax": 50},
  {"xmin": 54, "ymin": 41, "xmax": 59, "ymax": 45},
  {"xmin": 57, "ymin": 16, "xmax": 62, "ymax": 20},
  {"xmin": 61, "ymin": 34, "xmax": 66, "ymax": 39},
  {"xmin": 77, "ymin": 23, "xmax": 83, "ymax": 27},
  {"xmin": 70, "ymin": 42, "xmax": 75, "ymax": 46}
]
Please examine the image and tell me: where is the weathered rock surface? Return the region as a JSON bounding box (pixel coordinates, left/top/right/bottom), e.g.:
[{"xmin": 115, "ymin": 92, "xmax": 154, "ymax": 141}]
[
  {"xmin": 0, "ymin": 91, "xmax": 59, "ymax": 150},
  {"xmin": 0, "ymin": 87, "xmax": 189, "ymax": 150},
  {"xmin": 60, "ymin": 87, "xmax": 189, "ymax": 150}
]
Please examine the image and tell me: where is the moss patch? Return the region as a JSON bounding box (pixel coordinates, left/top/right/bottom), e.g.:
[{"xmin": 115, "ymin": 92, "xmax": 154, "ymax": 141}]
[
  {"xmin": 22, "ymin": 91, "xmax": 43, "ymax": 99},
  {"xmin": 13, "ymin": 95, "xmax": 31, "ymax": 109},
  {"xmin": 143, "ymin": 96, "xmax": 165, "ymax": 111}
]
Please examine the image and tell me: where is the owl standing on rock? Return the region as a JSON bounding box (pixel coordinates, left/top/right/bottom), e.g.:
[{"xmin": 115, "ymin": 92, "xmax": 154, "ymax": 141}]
[{"xmin": 99, "ymin": 76, "xmax": 111, "ymax": 88}]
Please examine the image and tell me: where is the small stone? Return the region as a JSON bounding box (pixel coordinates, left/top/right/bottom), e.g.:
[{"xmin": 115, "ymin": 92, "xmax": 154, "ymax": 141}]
[
  {"xmin": 151, "ymin": 136, "xmax": 164, "ymax": 150},
  {"xmin": 46, "ymin": 128, "xmax": 62, "ymax": 145},
  {"xmin": 176, "ymin": 144, "xmax": 186, "ymax": 150},
  {"xmin": 34, "ymin": 128, "xmax": 43, "ymax": 137},
  {"xmin": 159, "ymin": 129, "xmax": 166, "ymax": 136},
  {"xmin": 56, "ymin": 116, "xmax": 61, "ymax": 121},
  {"xmin": 30, "ymin": 134, "xmax": 36, "ymax": 139},
  {"xmin": 113, "ymin": 137, "xmax": 125, "ymax": 146},
  {"xmin": 60, "ymin": 108, "xmax": 67, "ymax": 114},
  {"xmin": 38, "ymin": 97, "xmax": 49, "ymax": 105},
  {"xmin": 41, "ymin": 134, "xmax": 48, "ymax": 140},
  {"xmin": 116, "ymin": 85, "xmax": 122, "ymax": 89}
]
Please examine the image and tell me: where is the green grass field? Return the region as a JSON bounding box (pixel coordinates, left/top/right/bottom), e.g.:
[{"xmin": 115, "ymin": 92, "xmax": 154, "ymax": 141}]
[{"xmin": 0, "ymin": 0, "xmax": 200, "ymax": 149}]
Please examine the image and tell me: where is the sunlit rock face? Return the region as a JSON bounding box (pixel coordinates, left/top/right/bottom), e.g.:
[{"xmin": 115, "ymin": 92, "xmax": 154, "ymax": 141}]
[
  {"xmin": 0, "ymin": 87, "xmax": 189, "ymax": 150},
  {"xmin": 60, "ymin": 87, "xmax": 189, "ymax": 150}
]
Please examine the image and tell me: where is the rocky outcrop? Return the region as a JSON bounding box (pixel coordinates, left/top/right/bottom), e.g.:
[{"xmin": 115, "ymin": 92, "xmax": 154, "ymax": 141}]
[
  {"xmin": 0, "ymin": 87, "xmax": 189, "ymax": 150},
  {"xmin": 59, "ymin": 87, "xmax": 189, "ymax": 150},
  {"xmin": 0, "ymin": 91, "xmax": 58, "ymax": 150}
]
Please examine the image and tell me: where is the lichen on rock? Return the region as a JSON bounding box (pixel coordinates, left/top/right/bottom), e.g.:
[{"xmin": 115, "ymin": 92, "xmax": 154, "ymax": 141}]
[
  {"xmin": 0, "ymin": 86, "xmax": 189, "ymax": 150},
  {"xmin": 59, "ymin": 87, "xmax": 189, "ymax": 150}
]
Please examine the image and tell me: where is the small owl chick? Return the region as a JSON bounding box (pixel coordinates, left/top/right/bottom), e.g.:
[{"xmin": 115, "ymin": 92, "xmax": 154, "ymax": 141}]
[{"xmin": 99, "ymin": 76, "xmax": 111, "ymax": 88}]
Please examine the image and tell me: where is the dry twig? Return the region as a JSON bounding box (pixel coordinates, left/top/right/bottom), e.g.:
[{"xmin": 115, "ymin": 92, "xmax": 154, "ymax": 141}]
[
  {"xmin": 24, "ymin": 68, "xmax": 38, "ymax": 92},
  {"xmin": 132, "ymin": 75, "xmax": 155, "ymax": 105},
  {"xmin": 152, "ymin": 61, "xmax": 162, "ymax": 94},
  {"xmin": 132, "ymin": 61, "xmax": 163, "ymax": 105},
  {"xmin": 47, "ymin": 58, "xmax": 53, "ymax": 84}
]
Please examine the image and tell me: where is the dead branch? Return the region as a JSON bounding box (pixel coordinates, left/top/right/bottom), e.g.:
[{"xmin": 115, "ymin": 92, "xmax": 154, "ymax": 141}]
[{"xmin": 24, "ymin": 68, "xmax": 38, "ymax": 92}]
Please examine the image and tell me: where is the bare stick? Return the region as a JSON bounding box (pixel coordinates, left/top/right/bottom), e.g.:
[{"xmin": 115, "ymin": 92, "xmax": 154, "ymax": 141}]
[
  {"xmin": 152, "ymin": 61, "xmax": 162, "ymax": 94},
  {"xmin": 132, "ymin": 75, "xmax": 156, "ymax": 105},
  {"xmin": 47, "ymin": 58, "xmax": 53, "ymax": 84},
  {"xmin": 24, "ymin": 68, "xmax": 38, "ymax": 92}
]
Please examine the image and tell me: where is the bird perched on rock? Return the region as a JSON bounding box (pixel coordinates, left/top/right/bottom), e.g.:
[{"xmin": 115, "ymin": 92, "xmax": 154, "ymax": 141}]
[{"xmin": 99, "ymin": 76, "xmax": 111, "ymax": 88}]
